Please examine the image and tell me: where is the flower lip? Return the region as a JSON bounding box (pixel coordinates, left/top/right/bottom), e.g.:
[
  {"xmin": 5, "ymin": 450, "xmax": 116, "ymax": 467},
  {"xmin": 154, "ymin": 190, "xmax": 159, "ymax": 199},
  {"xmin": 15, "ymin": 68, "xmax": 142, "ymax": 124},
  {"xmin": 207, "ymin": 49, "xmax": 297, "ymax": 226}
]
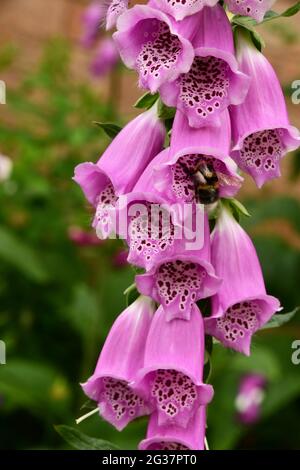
[
  {"xmin": 82, "ymin": 374, "xmax": 152, "ymax": 432},
  {"xmin": 231, "ymin": 125, "xmax": 300, "ymax": 188},
  {"xmin": 209, "ymin": 293, "xmax": 282, "ymax": 320},
  {"xmin": 132, "ymin": 365, "xmax": 214, "ymax": 405},
  {"xmin": 135, "ymin": 254, "xmax": 222, "ymax": 321},
  {"xmin": 114, "ymin": 5, "xmax": 195, "ymax": 92},
  {"xmin": 73, "ymin": 162, "xmax": 112, "ymax": 207},
  {"xmin": 153, "ymin": 150, "xmax": 243, "ymax": 203},
  {"xmin": 231, "ymin": 124, "xmax": 300, "ymax": 154}
]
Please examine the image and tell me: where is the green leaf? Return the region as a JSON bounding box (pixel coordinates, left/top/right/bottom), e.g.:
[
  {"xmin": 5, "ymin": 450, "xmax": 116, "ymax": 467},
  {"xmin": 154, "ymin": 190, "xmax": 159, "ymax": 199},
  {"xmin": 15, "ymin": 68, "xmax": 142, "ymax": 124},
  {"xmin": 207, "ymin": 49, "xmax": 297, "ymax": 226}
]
[
  {"xmin": 232, "ymin": 23, "xmax": 265, "ymax": 51},
  {"xmin": 263, "ymin": 2, "xmax": 300, "ymax": 22},
  {"xmin": 158, "ymin": 100, "xmax": 176, "ymax": 121},
  {"xmin": 55, "ymin": 425, "xmax": 120, "ymax": 450},
  {"xmin": 222, "ymin": 198, "xmax": 251, "ymax": 222},
  {"xmin": 93, "ymin": 122, "xmax": 122, "ymax": 139},
  {"xmin": 134, "ymin": 92, "xmax": 159, "ymax": 109},
  {"xmin": 0, "ymin": 226, "xmax": 48, "ymax": 283},
  {"xmin": 261, "ymin": 307, "xmax": 299, "ymax": 330},
  {"xmin": 232, "ymin": 2, "xmax": 300, "ymax": 29}
]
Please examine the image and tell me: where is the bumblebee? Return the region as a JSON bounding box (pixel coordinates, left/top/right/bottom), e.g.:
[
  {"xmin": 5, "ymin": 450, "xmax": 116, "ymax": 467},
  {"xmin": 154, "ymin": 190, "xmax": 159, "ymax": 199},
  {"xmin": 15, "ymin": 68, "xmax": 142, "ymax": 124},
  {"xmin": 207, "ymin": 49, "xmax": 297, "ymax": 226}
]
[
  {"xmin": 192, "ymin": 161, "xmax": 219, "ymax": 205},
  {"xmin": 191, "ymin": 161, "xmax": 241, "ymax": 205}
]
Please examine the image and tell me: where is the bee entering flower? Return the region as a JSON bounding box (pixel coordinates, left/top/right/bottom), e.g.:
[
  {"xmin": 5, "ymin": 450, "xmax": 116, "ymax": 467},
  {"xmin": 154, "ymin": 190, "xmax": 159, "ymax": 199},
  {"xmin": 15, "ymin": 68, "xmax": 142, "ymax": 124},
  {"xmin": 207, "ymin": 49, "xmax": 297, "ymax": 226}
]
[
  {"xmin": 154, "ymin": 110, "xmax": 243, "ymax": 205},
  {"xmin": 170, "ymin": 154, "xmax": 241, "ymax": 205}
]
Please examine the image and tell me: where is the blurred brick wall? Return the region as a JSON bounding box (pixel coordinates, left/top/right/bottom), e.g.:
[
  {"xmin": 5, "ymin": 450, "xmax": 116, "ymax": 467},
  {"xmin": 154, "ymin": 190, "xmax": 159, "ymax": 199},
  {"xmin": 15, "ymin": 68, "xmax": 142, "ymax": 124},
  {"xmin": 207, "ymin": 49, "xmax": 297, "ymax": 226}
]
[{"xmin": 0, "ymin": 0, "xmax": 299, "ymax": 201}]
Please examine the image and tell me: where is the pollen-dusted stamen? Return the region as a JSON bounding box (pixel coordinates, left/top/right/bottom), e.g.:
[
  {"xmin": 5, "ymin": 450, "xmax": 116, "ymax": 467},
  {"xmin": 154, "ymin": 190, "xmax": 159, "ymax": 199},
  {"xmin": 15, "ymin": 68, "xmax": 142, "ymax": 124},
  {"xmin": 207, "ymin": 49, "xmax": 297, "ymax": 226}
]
[
  {"xmin": 179, "ymin": 56, "xmax": 230, "ymax": 120},
  {"xmin": 216, "ymin": 301, "xmax": 260, "ymax": 344},
  {"xmin": 239, "ymin": 129, "xmax": 284, "ymax": 174},
  {"xmin": 136, "ymin": 20, "xmax": 182, "ymax": 80}
]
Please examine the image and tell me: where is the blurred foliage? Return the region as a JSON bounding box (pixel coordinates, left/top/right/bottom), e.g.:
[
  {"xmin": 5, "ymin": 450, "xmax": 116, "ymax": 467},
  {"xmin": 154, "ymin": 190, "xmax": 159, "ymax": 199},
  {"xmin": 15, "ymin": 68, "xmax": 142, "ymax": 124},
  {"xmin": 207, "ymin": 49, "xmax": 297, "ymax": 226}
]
[{"xmin": 0, "ymin": 38, "xmax": 299, "ymax": 450}]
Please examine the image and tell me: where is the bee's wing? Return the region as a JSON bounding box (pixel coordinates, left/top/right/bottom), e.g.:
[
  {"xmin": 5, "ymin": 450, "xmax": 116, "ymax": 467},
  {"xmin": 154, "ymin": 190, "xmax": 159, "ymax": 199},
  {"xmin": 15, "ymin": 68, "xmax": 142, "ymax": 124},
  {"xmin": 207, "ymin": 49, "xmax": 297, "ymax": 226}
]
[{"xmin": 217, "ymin": 171, "xmax": 241, "ymax": 187}]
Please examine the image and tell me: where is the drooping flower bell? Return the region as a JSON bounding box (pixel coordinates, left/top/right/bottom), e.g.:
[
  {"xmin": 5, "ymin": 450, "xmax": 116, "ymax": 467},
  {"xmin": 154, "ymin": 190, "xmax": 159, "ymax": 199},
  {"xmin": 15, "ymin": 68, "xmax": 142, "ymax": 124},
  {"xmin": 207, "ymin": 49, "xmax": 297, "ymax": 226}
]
[
  {"xmin": 230, "ymin": 30, "xmax": 300, "ymax": 187},
  {"xmin": 235, "ymin": 374, "xmax": 267, "ymax": 425},
  {"xmin": 81, "ymin": 296, "xmax": 155, "ymax": 431},
  {"xmin": 117, "ymin": 146, "xmax": 205, "ymax": 272},
  {"xmin": 73, "ymin": 103, "xmax": 165, "ymax": 239},
  {"xmin": 113, "ymin": 4, "xmax": 200, "ymax": 93},
  {"xmin": 204, "ymin": 204, "xmax": 281, "ymax": 355},
  {"xmin": 149, "ymin": 0, "xmax": 218, "ymax": 21},
  {"xmin": 139, "ymin": 407, "xmax": 207, "ymax": 450},
  {"xmin": 106, "ymin": 0, "xmax": 129, "ymax": 30},
  {"xmin": 135, "ymin": 214, "xmax": 221, "ymax": 322},
  {"xmin": 154, "ymin": 109, "xmax": 243, "ymax": 205},
  {"xmin": 224, "ymin": 0, "xmax": 275, "ymax": 23},
  {"xmin": 133, "ymin": 305, "xmax": 214, "ymax": 428},
  {"xmin": 80, "ymin": 1, "xmax": 104, "ymax": 48},
  {"xmin": 159, "ymin": 5, "xmax": 250, "ymax": 128},
  {"xmin": 90, "ymin": 38, "xmax": 119, "ymax": 77}
]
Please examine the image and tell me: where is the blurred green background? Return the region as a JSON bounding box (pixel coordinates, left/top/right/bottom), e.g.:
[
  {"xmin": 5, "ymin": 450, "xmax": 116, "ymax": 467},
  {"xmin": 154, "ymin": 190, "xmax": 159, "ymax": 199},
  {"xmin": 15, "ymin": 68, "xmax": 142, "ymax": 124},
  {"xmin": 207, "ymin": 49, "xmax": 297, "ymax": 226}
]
[{"xmin": 0, "ymin": 0, "xmax": 300, "ymax": 450}]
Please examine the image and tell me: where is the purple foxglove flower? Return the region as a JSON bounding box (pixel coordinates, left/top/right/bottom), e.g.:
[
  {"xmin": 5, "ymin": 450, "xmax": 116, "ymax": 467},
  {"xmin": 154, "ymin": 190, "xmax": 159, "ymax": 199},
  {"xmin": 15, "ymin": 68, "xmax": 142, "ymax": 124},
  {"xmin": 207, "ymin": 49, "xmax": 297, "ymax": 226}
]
[
  {"xmin": 154, "ymin": 109, "xmax": 243, "ymax": 204},
  {"xmin": 133, "ymin": 305, "xmax": 214, "ymax": 428},
  {"xmin": 90, "ymin": 38, "xmax": 119, "ymax": 77},
  {"xmin": 106, "ymin": 0, "xmax": 128, "ymax": 30},
  {"xmin": 224, "ymin": 0, "xmax": 275, "ymax": 23},
  {"xmin": 139, "ymin": 407, "xmax": 206, "ymax": 450},
  {"xmin": 73, "ymin": 104, "xmax": 165, "ymax": 239},
  {"xmin": 236, "ymin": 374, "xmax": 266, "ymax": 424},
  {"xmin": 204, "ymin": 205, "xmax": 281, "ymax": 355},
  {"xmin": 113, "ymin": 5, "xmax": 199, "ymax": 93},
  {"xmin": 81, "ymin": 296, "xmax": 155, "ymax": 430},
  {"xmin": 230, "ymin": 33, "xmax": 300, "ymax": 188},
  {"xmin": 135, "ymin": 214, "xmax": 221, "ymax": 321},
  {"xmin": 149, "ymin": 0, "xmax": 218, "ymax": 21},
  {"xmin": 80, "ymin": 1, "xmax": 104, "ymax": 48},
  {"xmin": 159, "ymin": 5, "xmax": 250, "ymax": 128}
]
